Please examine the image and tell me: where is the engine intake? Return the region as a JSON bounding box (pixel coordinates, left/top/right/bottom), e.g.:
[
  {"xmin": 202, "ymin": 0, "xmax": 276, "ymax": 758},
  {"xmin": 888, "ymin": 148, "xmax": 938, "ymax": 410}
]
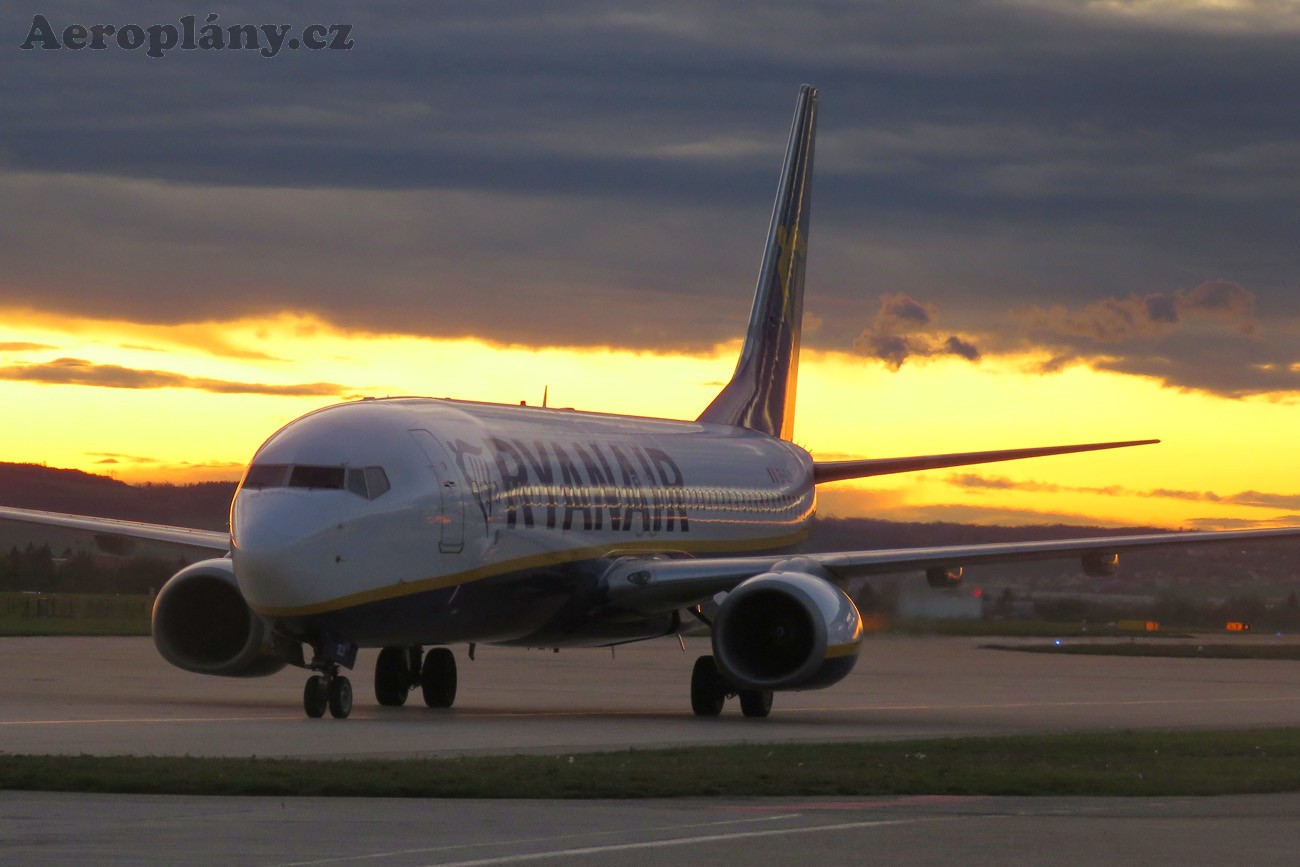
[
  {"xmin": 711, "ymin": 571, "xmax": 863, "ymax": 691},
  {"xmin": 152, "ymin": 558, "xmax": 290, "ymax": 677}
]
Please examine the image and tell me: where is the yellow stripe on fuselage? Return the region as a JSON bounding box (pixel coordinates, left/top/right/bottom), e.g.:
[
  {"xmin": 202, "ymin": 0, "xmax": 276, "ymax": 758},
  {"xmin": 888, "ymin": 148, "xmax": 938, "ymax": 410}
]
[{"xmin": 246, "ymin": 526, "xmax": 812, "ymax": 619}]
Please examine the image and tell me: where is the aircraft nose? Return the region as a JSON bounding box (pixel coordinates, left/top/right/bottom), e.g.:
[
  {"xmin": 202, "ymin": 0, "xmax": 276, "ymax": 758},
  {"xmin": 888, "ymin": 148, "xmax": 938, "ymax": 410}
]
[{"xmin": 232, "ymin": 491, "xmax": 346, "ymax": 611}]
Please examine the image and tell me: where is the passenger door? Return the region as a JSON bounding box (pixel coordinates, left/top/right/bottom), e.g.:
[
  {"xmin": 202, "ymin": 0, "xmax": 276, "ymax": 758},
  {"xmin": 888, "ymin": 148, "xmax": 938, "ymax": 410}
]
[{"xmin": 408, "ymin": 429, "xmax": 466, "ymax": 554}]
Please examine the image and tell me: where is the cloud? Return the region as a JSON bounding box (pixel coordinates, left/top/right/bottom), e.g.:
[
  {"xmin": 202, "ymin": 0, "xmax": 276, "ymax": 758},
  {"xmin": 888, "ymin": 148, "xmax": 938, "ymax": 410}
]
[
  {"xmin": 0, "ymin": 342, "xmax": 55, "ymax": 352},
  {"xmin": 0, "ymin": 357, "xmax": 349, "ymax": 397},
  {"xmin": 2, "ymin": 0, "xmax": 1298, "ymax": 377},
  {"xmin": 992, "ymin": 280, "xmax": 1300, "ymax": 397},
  {"xmin": 946, "ymin": 472, "xmax": 1300, "ymax": 511},
  {"xmin": 1017, "ymin": 280, "xmax": 1258, "ymax": 344},
  {"xmin": 817, "ymin": 484, "xmax": 1143, "ymax": 527},
  {"xmin": 854, "ymin": 294, "xmax": 982, "ymax": 370}
]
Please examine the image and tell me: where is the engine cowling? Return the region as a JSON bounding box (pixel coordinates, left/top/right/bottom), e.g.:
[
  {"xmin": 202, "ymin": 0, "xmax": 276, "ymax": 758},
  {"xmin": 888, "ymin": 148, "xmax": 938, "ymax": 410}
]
[
  {"xmin": 1081, "ymin": 550, "xmax": 1120, "ymax": 578},
  {"xmin": 711, "ymin": 571, "xmax": 863, "ymax": 691},
  {"xmin": 926, "ymin": 565, "xmax": 964, "ymax": 588},
  {"xmin": 152, "ymin": 558, "xmax": 291, "ymax": 677}
]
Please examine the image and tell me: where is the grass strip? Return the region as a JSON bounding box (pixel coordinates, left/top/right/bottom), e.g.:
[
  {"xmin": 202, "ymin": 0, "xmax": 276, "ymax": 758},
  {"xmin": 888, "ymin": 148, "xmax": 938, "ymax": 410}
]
[
  {"xmin": 983, "ymin": 642, "xmax": 1300, "ymax": 660},
  {"xmin": 5, "ymin": 729, "xmax": 1300, "ymax": 799},
  {"xmin": 0, "ymin": 592, "xmax": 150, "ymax": 637}
]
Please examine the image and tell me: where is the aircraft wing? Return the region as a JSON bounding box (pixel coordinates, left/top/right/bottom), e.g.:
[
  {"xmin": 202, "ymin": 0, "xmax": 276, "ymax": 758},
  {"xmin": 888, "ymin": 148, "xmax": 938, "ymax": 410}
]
[
  {"xmin": 603, "ymin": 526, "xmax": 1300, "ymax": 614},
  {"xmin": 0, "ymin": 505, "xmax": 230, "ymax": 558},
  {"xmin": 813, "ymin": 439, "xmax": 1158, "ymax": 484}
]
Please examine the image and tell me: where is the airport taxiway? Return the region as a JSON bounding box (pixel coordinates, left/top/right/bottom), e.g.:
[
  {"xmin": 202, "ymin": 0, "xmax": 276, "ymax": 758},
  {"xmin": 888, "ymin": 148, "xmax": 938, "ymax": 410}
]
[
  {"xmin": 6, "ymin": 633, "xmax": 1300, "ymax": 757},
  {"xmin": 7, "ymin": 791, "xmax": 1300, "ymax": 866}
]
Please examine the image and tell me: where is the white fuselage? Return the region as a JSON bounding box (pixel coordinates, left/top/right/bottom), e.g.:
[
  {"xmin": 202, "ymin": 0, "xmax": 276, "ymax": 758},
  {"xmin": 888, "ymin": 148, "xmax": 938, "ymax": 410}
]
[{"xmin": 230, "ymin": 397, "xmax": 816, "ymax": 647}]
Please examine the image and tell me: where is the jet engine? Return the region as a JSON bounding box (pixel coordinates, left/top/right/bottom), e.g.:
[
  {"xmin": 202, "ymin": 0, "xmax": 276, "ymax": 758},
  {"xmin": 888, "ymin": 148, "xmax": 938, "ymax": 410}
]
[
  {"xmin": 711, "ymin": 571, "xmax": 863, "ymax": 691},
  {"xmin": 1081, "ymin": 551, "xmax": 1120, "ymax": 578},
  {"xmin": 152, "ymin": 558, "xmax": 291, "ymax": 677}
]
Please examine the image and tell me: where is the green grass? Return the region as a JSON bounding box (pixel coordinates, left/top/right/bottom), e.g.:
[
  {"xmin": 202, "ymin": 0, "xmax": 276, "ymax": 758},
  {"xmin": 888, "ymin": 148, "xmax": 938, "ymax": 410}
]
[
  {"xmin": 984, "ymin": 641, "xmax": 1300, "ymax": 660},
  {"xmin": 5, "ymin": 729, "xmax": 1300, "ymax": 798},
  {"xmin": 0, "ymin": 592, "xmax": 151, "ymax": 636}
]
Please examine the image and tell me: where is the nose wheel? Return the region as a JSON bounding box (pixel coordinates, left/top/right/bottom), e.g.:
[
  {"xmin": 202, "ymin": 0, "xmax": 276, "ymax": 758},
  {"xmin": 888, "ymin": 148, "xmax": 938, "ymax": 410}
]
[{"xmin": 303, "ymin": 667, "xmax": 353, "ymax": 719}]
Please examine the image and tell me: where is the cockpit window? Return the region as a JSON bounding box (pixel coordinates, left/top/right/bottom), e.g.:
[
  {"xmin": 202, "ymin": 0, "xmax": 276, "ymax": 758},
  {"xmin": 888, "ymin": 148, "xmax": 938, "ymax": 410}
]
[
  {"xmin": 244, "ymin": 464, "xmax": 289, "ymax": 488},
  {"xmin": 289, "ymin": 465, "xmax": 346, "ymax": 490},
  {"xmin": 242, "ymin": 463, "xmax": 391, "ymax": 500},
  {"xmin": 364, "ymin": 466, "xmax": 391, "ymax": 499}
]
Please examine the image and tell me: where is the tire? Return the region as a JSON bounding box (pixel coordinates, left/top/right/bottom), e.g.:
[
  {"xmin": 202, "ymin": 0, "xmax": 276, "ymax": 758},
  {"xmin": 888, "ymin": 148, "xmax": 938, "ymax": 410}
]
[
  {"xmin": 303, "ymin": 675, "xmax": 329, "ymax": 719},
  {"xmin": 690, "ymin": 655, "xmax": 727, "ymax": 717},
  {"xmin": 375, "ymin": 646, "xmax": 412, "ymax": 707},
  {"xmin": 328, "ymin": 676, "xmax": 353, "ymax": 719},
  {"xmin": 420, "ymin": 647, "xmax": 458, "ymax": 708},
  {"xmin": 739, "ymin": 689, "xmax": 773, "ymax": 719}
]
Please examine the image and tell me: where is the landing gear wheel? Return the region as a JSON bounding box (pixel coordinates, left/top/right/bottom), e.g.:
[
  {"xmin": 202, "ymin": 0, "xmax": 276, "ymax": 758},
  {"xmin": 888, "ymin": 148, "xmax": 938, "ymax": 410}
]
[
  {"xmin": 420, "ymin": 647, "xmax": 457, "ymax": 708},
  {"xmin": 690, "ymin": 655, "xmax": 729, "ymax": 717},
  {"xmin": 375, "ymin": 646, "xmax": 414, "ymax": 707},
  {"xmin": 328, "ymin": 675, "xmax": 353, "ymax": 719},
  {"xmin": 304, "ymin": 675, "xmax": 329, "ymax": 719},
  {"xmin": 739, "ymin": 689, "xmax": 773, "ymax": 719}
]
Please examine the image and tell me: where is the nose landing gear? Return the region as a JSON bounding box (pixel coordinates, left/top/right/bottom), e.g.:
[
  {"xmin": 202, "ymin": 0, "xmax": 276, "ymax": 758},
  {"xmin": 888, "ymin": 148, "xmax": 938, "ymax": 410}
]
[
  {"xmin": 303, "ymin": 665, "xmax": 353, "ymax": 719},
  {"xmin": 303, "ymin": 636, "xmax": 358, "ymax": 719}
]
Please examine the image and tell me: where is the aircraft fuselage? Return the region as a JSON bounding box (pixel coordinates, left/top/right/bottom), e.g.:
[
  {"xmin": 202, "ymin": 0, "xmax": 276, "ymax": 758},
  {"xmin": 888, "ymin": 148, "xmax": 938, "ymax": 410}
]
[{"xmin": 231, "ymin": 396, "xmax": 816, "ymax": 649}]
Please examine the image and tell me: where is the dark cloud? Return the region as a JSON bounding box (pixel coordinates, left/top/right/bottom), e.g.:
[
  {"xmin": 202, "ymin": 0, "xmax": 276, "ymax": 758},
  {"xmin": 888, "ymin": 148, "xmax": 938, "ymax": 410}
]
[
  {"xmin": 0, "ymin": 358, "xmax": 349, "ymax": 397},
  {"xmin": 1017, "ymin": 280, "xmax": 1258, "ymax": 344},
  {"xmin": 1, "ymin": 0, "xmax": 1296, "ymax": 392},
  {"xmin": 997, "ymin": 280, "xmax": 1300, "ymax": 397},
  {"xmin": 855, "ymin": 294, "xmax": 981, "ymax": 369}
]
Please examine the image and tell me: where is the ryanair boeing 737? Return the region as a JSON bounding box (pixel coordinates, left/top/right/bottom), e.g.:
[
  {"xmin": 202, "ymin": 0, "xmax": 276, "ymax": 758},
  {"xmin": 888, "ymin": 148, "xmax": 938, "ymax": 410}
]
[{"xmin": 5, "ymin": 85, "xmax": 1299, "ymax": 719}]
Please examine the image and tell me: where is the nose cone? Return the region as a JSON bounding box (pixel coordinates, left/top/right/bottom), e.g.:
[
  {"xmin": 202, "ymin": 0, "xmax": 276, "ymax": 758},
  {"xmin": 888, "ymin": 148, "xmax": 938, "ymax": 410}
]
[{"xmin": 232, "ymin": 489, "xmax": 350, "ymax": 612}]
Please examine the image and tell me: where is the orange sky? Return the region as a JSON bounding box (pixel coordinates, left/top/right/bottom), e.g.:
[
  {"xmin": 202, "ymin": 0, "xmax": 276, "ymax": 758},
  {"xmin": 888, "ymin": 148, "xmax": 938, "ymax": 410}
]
[{"xmin": 4, "ymin": 308, "xmax": 1300, "ymax": 531}]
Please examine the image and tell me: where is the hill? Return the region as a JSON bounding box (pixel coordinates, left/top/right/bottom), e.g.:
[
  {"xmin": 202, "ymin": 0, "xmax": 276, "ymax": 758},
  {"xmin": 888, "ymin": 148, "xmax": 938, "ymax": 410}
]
[{"xmin": 0, "ymin": 463, "xmax": 235, "ymax": 531}]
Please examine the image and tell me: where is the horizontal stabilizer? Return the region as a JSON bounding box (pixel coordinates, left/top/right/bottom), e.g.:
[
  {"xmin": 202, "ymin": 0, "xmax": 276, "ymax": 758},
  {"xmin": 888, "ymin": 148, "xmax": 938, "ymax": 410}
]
[{"xmin": 812, "ymin": 439, "xmax": 1159, "ymax": 485}]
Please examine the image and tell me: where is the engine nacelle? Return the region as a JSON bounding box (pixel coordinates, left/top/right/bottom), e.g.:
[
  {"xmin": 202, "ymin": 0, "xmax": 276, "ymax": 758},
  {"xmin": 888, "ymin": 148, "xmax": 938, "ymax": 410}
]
[
  {"xmin": 1081, "ymin": 550, "xmax": 1119, "ymax": 578},
  {"xmin": 711, "ymin": 571, "xmax": 863, "ymax": 692},
  {"xmin": 152, "ymin": 558, "xmax": 291, "ymax": 677},
  {"xmin": 926, "ymin": 565, "xmax": 964, "ymax": 588}
]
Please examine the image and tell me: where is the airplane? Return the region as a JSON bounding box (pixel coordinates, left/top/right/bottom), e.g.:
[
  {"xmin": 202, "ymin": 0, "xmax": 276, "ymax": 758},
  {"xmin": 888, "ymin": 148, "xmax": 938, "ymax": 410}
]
[{"xmin": 5, "ymin": 84, "xmax": 1300, "ymax": 720}]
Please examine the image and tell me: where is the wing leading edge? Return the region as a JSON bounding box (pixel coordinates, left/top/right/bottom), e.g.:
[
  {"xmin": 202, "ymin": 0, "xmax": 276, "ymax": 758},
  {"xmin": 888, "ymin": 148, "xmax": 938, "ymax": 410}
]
[
  {"xmin": 0, "ymin": 505, "xmax": 230, "ymax": 558},
  {"xmin": 603, "ymin": 526, "xmax": 1300, "ymax": 614}
]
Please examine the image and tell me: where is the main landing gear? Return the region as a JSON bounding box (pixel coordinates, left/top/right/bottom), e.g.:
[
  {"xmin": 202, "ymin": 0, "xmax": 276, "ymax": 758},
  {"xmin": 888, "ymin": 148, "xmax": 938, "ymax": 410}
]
[
  {"xmin": 374, "ymin": 645, "xmax": 458, "ymax": 709},
  {"xmin": 690, "ymin": 654, "xmax": 773, "ymax": 719}
]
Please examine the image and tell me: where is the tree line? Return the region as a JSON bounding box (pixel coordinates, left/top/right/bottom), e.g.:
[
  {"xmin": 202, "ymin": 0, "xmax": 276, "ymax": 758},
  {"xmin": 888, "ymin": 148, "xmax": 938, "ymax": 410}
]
[{"xmin": 1, "ymin": 544, "xmax": 186, "ymax": 596}]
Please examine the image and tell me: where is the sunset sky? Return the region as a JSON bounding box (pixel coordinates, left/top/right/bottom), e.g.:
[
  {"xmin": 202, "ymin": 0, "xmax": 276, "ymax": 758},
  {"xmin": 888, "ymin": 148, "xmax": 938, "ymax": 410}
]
[{"xmin": 5, "ymin": 1, "xmax": 1299, "ymax": 531}]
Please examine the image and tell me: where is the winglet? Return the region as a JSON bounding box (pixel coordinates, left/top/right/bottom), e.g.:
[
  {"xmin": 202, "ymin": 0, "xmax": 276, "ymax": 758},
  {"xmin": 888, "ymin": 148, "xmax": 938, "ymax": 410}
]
[{"xmin": 697, "ymin": 84, "xmax": 818, "ymax": 441}]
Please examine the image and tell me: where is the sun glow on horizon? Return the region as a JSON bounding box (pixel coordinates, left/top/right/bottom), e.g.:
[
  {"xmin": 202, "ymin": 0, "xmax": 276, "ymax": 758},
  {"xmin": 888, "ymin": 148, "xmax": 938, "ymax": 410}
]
[{"xmin": 5, "ymin": 310, "xmax": 1300, "ymax": 531}]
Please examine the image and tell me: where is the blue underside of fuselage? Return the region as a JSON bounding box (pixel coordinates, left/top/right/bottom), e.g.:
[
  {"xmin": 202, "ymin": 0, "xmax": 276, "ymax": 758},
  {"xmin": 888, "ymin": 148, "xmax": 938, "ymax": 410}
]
[{"xmin": 267, "ymin": 557, "xmax": 682, "ymax": 651}]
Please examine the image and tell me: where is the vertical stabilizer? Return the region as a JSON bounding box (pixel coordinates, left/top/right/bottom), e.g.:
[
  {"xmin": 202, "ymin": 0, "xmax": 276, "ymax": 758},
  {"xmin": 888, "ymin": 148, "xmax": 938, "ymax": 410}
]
[{"xmin": 697, "ymin": 85, "xmax": 817, "ymax": 441}]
